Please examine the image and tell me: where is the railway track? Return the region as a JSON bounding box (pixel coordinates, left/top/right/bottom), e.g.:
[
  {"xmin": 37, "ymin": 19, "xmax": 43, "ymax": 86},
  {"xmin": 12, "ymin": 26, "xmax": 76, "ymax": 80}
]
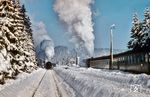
[
  {"xmin": 31, "ymin": 71, "xmax": 47, "ymax": 97},
  {"xmin": 32, "ymin": 70, "xmax": 71, "ymax": 97}
]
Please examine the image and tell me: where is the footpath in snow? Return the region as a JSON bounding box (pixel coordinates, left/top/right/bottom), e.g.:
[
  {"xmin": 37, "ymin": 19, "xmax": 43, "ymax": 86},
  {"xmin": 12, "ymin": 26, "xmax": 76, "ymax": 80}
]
[{"xmin": 54, "ymin": 66, "xmax": 150, "ymax": 97}]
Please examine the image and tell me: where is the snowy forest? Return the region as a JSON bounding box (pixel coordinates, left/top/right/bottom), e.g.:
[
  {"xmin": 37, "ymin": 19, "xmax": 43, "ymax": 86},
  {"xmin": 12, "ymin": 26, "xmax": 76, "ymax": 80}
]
[
  {"xmin": 128, "ymin": 8, "xmax": 150, "ymax": 51},
  {"xmin": 0, "ymin": 0, "xmax": 37, "ymax": 84}
]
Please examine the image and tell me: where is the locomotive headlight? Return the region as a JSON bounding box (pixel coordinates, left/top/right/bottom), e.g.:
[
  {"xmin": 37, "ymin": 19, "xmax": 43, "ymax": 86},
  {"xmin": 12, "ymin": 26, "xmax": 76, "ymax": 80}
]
[{"xmin": 141, "ymin": 64, "xmax": 143, "ymax": 67}]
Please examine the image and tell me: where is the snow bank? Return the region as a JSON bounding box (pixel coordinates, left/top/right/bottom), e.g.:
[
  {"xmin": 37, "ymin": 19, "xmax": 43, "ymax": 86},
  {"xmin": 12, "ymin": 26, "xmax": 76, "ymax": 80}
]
[
  {"xmin": 54, "ymin": 67, "xmax": 150, "ymax": 97},
  {"xmin": 0, "ymin": 68, "xmax": 46, "ymax": 97},
  {"xmin": 86, "ymin": 68, "xmax": 150, "ymax": 89},
  {"xmin": 0, "ymin": 68, "xmax": 43, "ymax": 91}
]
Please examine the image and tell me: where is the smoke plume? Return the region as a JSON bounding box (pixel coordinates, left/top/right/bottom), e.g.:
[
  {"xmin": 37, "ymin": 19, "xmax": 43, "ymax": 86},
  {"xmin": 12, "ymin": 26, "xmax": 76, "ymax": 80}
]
[
  {"xmin": 32, "ymin": 22, "xmax": 54, "ymax": 63},
  {"xmin": 54, "ymin": 0, "xmax": 95, "ymax": 56}
]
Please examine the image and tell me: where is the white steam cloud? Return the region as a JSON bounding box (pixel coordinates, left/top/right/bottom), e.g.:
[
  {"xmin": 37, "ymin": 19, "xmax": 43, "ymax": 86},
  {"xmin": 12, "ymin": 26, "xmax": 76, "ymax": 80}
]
[
  {"xmin": 32, "ymin": 22, "xmax": 54, "ymax": 63},
  {"xmin": 54, "ymin": 0, "xmax": 95, "ymax": 56}
]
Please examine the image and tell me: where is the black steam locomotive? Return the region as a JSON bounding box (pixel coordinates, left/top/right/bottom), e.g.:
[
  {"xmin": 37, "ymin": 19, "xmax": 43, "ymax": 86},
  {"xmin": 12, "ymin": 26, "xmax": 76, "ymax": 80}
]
[
  {"xmin": 86, "ymin": 50, "xmax": 150, "ymax": 74},
  {"xmin": 44, "ymin": 62, "xmax": 56, "ymax": 69}
]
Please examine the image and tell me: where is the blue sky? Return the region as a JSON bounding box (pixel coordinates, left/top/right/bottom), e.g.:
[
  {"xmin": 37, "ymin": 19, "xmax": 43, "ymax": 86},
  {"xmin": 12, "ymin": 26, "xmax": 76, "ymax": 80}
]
[{"xmin": 21, "ymin": 0, "xmax": 150, "ymax": 50}]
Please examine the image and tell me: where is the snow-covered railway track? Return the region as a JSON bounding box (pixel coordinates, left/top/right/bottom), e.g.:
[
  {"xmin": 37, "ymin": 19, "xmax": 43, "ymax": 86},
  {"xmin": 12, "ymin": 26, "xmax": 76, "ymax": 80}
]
[
  {"xmin": 32, "ymin": 70, "xmax": 71, "ymax": 97},
  {"xmin": 31, "ymin": 71, "xmax": 47, "ymax": 97},
  {"xmin": 0, "ymin": 69, "xmax": 72, "ymax": 97}
]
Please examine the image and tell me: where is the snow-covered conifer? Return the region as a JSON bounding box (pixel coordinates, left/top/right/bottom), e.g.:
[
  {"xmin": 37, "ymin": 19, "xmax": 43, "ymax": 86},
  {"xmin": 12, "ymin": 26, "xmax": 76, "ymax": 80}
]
[
  {"xmin": 0, "ymin": 0, "xmax": 37, "ymax": 84},
  {"xmin": 20, "ymin": 4, "xmax": 37, "ymax": 72},
  {"xmin": 128, "ymin": 8, "xmax": 150, "ymax": 51},
  {"xmin": 128, "ymin": 13, "xmax": 142, "ymax": 51},
  {"xmin": 141, "ymin": 8, "xmax": 150, "ymax": 50}
]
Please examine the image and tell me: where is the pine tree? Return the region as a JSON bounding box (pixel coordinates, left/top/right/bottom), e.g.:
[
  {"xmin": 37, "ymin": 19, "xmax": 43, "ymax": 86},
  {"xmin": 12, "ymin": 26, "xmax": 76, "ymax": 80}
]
[
  {"xmin": 141, "ymin": 8, "xmax": 150, "ymax": 50},
  {"xmin": 14, "ymin": 0, "xmax": 37, "ymax": 73},
  {"xmin": 128, "ymin": 13, "xmax": 143, "ymax": 51},
  {"xmin": 20, "ymin": 4, "xmax": 37, "ymax": 72},
  {"xmin": 0, "ymin": 0, "xmax": 37, "ymax": 84},
  {"xmin": 0, "ymin": 0, "xmax": 20, "ymax": 84},
  {"xmin": 13, "ymin": 0, "xmax": 28, "ymax": 74},
  {"xmin": 128, "ymin": 8, "xmax": 150, "ymax": 51}
]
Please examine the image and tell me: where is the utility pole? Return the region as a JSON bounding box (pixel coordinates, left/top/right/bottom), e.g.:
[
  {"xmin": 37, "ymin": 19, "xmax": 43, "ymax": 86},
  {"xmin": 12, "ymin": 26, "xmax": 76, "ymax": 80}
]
[
  {"xmin": 76, "ymin": 51, "xmax": 78, "ymax": 65},
  {"xmin": 109, "ymin": 24, "xmax": 115, "ymax": 70}
]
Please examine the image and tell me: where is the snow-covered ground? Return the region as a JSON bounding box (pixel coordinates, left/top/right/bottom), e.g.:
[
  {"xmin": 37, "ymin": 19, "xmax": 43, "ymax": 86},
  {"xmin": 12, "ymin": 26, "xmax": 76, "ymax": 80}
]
[
  {"xmin": 0, "ymin": 66, "xmax": 150, "ymax": 97},
  {"xmin": 54, "ymin": 66, "xmax": 150, "ymax": 97},
  {"xmin": 0, "ymin": 68, "xmax": 42, "ymax": 91},
  {"xmin": 0, "ymin": 68, "xmax": 75, "ymax": 97},
  {"xmin": 0, "ymin": 68, "xmax": 45, "ymax": 97}
]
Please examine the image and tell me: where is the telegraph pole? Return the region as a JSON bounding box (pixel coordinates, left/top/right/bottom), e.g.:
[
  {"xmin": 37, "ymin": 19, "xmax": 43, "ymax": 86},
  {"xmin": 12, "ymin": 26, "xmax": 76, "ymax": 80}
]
[
  {"xmin": 109, "ymin": 24, "xmax": 115, "ymax": 70},
  {"xmin": 76, "ymin": 51, "xmax": 78, "ymax": 65}
]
